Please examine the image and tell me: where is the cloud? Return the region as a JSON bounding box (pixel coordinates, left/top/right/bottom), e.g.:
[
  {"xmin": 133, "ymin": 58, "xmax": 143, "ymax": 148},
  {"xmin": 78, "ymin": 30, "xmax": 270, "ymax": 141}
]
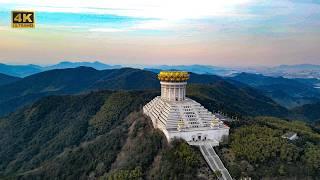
[
  {"xmin": 88, "ymin": 20, "xmax": 180, "ymax": 33},
  {"xmin": 131, "ymin": 20, "xmax": 176, "ymax": 30},
  {"xmin": 0, "ymin": 0, "xmax": 255, "ymax": 19},
  {"xmin": 89, "ymin": 28, "xmax": 126, "ymax": 32},
  {"xmin": 0, "ymin": 26, "xmax": 10, "ymax": 31}
]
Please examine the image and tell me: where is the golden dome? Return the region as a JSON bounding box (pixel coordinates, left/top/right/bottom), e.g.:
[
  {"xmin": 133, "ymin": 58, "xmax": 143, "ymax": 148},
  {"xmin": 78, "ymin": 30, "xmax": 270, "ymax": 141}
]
[{"xmin": 158, "ymin": 71, "xmax": 189, "ymax": 82}]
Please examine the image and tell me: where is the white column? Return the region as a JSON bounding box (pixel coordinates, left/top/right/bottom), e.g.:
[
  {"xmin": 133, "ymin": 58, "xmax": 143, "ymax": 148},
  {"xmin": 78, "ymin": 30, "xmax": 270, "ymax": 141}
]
[
  {"xmin": 161, "ymin": 86, "xmax": 163, "ymax": 97},
  {"xmin": 184, "ymin": 85, "xmax": 186, "ymax": 99},
  {"xmin": 179, "ymin": 86, "xmax": 181, "ymax": 101}
]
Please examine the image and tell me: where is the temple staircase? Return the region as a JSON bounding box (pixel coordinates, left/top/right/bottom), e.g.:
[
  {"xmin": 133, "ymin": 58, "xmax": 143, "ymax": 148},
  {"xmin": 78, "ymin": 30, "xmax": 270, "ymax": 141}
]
[{"xmin": 199, "ymin": 143, "xmax": 233, "ymax": 180}]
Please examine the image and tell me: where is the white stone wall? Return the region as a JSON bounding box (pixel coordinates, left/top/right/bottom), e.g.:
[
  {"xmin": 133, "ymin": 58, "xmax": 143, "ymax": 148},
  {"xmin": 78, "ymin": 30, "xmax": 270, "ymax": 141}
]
[{"xmin": 168, "ymin": 128, "xmax": 229, "ymax": 142}]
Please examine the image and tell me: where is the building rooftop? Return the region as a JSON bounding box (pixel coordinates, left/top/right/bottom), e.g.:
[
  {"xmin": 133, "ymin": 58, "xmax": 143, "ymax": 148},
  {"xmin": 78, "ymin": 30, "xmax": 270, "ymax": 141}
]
[
  {"xmin": 282, "ymin": 132, "xmax": 298, "ymax": 140},
  {"xmin": 158, "ymin": 71, "xmax": 189, "ymax": 82}
]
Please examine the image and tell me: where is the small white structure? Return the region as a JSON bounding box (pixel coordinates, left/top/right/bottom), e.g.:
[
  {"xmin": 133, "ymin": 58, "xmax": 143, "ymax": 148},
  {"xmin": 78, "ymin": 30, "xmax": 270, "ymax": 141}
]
[
  {"xmin": 143, "ymin": 71, "xmax": 229, "ymax": 146},
  {"xmin": 282, "ymin": 132, "xmax": 298, "ymax": 140}
]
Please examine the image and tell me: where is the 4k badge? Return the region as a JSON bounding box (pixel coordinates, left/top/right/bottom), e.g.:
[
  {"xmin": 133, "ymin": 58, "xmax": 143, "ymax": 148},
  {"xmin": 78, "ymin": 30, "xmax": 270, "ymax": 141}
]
[{"xmin": 12, "ymin": 11, "xmax": 35, "ymax": 28}]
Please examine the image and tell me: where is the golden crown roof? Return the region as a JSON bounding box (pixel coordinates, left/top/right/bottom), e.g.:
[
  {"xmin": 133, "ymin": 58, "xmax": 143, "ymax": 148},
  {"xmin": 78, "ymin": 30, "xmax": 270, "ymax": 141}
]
[{"xmin": 158, "ymin": 71, "xmax": 189, "ymax": 82}]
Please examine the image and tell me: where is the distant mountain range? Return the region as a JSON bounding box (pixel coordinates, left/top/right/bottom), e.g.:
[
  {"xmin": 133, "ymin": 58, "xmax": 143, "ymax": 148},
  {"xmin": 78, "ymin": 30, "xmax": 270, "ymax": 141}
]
[
  {"xmin": 0, "ymin": 67, "xmax": 157, "ymax": 115},
  {"xmin": 0, "ymin": 61, "xmax": 121, "ymax": 77},
  {"xmin": 239, "ymin": 64, "xmax": 320, "ymax": 79},
  {"xmin": 0, "ymin": 63, "xmax": 42, "ymax": 77},
  {"xmin": 228, "ymin": 73, "xmax": 320, "ymax": 108},
  {"xmin": 143, "ymin": 63, "xmax": 320, "ymax": 79},
  {"xmin": 278, "ymin": 64, "xmax": 320, "ymax": 71},
  {"xmin": 1, "ymin": 61, "xmax": 320, "ymax": 79},
  {"xmin": 44, "ymin": 61, "xmax": 121, "ymax": 71},
  {"xmin": 1, "ymin": 61, "xmax": 320, "ymax": 113},
  {"xmin": 0, "ymin": 62, "xmax": 235, "ymax": 77},
  {"xmin": 144, "ymin": 65, "xmax": 235, "ymax": 76},
  {"xmin": 0, "ymin": 67, "xmax": 288, "ymax": 117}
]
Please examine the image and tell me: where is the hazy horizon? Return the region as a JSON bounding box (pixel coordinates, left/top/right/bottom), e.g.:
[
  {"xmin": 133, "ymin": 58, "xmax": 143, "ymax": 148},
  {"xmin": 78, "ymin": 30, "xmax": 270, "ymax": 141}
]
[
  {"xmin": 1, "ymin": 60, "xmax": 320, "ymax": 69},
  {"xmin": 1, "ymin": 0, "xmax": 320, "ymax": 66}
]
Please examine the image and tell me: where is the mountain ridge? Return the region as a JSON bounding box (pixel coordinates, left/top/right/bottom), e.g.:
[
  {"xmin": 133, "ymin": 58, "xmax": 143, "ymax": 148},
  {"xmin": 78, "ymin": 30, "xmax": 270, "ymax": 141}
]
[
  {"xmin": 0, "ymin": 62, "xmax": 121, "ymax": 77},
  {"xmin": 0, "ymin": 90, "xmax": 212, "ymax": 179},
  {"xmin": 228, "ymin": 72, "xmax": 320, "ymax": 108},
  {"xmin": 0, "ymin": 73, "xmax": 20, "ymax": 86},
  {"xmin": 0, "ymin": 67, "xmax": 288, "ymax": 117}
]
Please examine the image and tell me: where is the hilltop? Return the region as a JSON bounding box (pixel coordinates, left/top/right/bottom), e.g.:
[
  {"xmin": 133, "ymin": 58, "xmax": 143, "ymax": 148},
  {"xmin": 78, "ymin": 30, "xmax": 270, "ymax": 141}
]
[{"xmin": 0, "ymin": 90, "xmax": 213, "ymax": 179}]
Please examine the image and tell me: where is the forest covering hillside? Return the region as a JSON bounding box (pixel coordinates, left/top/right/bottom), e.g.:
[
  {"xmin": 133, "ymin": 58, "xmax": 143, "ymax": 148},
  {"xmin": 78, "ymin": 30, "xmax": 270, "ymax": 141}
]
[
  {"xmin": 187, "ymin": 83, "xmax": 288, "ymax": 118},
  {"xmin": 0, "ymin": 67, "xmax": 286, "ymax": 117},
  {"xmin": 0, "ymin": 67, "xmax": 158, "ymax": 115},
  {"xmin": 229, "ymin": 73, "xmax": 320, "ymax": 108},
  {"xmin": 0, "ymin": 90, "xmax": 213, "ymax": 179},
  {"xmin": 1, "ymin": 68, "xmax": 319, "ymax": 179},
  {"xmin": 218, "ymin": 117, "xmax": 320, "ymax": 179},
  {"xmin": 0, "ymin": 89, "xmax": 319, "ymax": 179},
  {"xmin": 290, "ymin": 102, "xmax": 320, "ymax": 123},
  {"xmin": 0, "ymin": 73, "xmax": 20, "ymax": 86}
]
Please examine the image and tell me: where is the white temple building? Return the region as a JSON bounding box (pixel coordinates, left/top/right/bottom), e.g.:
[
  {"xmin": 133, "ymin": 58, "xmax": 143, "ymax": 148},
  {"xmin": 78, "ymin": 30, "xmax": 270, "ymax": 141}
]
[{"xmin": 143, "ymin": 71, "xmax": 229, "ymax": 146}]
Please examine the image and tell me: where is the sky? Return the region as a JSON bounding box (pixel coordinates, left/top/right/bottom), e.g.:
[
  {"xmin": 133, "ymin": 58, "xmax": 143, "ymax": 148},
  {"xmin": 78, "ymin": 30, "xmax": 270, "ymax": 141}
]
[{"xmin": 0, "ymin": 0, "xmax": 320, "ymax": 66}]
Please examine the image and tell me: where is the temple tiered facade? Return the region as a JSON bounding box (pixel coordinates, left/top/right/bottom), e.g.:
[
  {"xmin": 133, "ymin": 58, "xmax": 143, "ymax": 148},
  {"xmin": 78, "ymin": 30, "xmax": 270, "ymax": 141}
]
[{"xmin": 143, "ymin": 71, "xmax": 229, "ymax": 146}]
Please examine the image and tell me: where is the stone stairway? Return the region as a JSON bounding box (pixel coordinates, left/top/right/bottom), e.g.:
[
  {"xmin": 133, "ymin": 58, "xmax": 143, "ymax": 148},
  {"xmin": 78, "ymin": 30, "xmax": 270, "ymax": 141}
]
[{"xmin": 199, "ymin": 144, "xmax": 233, "ymax": 180}]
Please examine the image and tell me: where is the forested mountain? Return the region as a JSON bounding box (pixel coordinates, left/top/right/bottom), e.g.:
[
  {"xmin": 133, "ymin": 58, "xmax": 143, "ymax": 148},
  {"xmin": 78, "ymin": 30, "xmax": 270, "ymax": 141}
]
[
  {"xmin": 0, "ymin": 68, "xmax": 318, "ymax": 179},
  {"xmin": 0, "ymin": 67, "xmax": 158, "ymax": 116},
  {"xmin": 0, "ymin": 73, "xmax": 20, "ymax": 86},
  {"xmin": 0, "ymin": 90, "xmax": 212, "ymax": 179},
  {"xmin": 229, "ymin": 73, "xmax": 320, "ymax": 108},
  {"xmin": 0, "ymin": 89, "xmax": 318, "ymax": 179},
  {"xmin": 219, "ymin": 117, "xmax": 320, "ymax": 179},
  {"xmin": 187, "ymin": 83, "xmax": 288, "ymax": 117},
  {"xmin": 0, "ymin": 67, "xmax": 286, "ymax": 117},
  {"xmin": 290, "ymin": 102, "xmax": 320, "ymax": 123}
]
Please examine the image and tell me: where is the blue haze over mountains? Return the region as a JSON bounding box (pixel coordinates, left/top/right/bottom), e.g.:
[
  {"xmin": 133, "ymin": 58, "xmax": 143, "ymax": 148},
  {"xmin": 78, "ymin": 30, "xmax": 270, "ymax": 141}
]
[
  {"xmin": 0, "ymin": 66, "xmax": 288, "ymax": 117},
  {"xmin": 0, "ymin": 62, "xmax": 320, "ymax": 122},
  {"xmin": 0, "ymin": 61, "xmax": 320, "ymax": 111},
  {"xmin": 1, "ymin": 61, "xmax": 320, "ymax": 79},
  {"xmin": 0, "ymin": 61, "xmax": 121, "ymax": 77}
]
